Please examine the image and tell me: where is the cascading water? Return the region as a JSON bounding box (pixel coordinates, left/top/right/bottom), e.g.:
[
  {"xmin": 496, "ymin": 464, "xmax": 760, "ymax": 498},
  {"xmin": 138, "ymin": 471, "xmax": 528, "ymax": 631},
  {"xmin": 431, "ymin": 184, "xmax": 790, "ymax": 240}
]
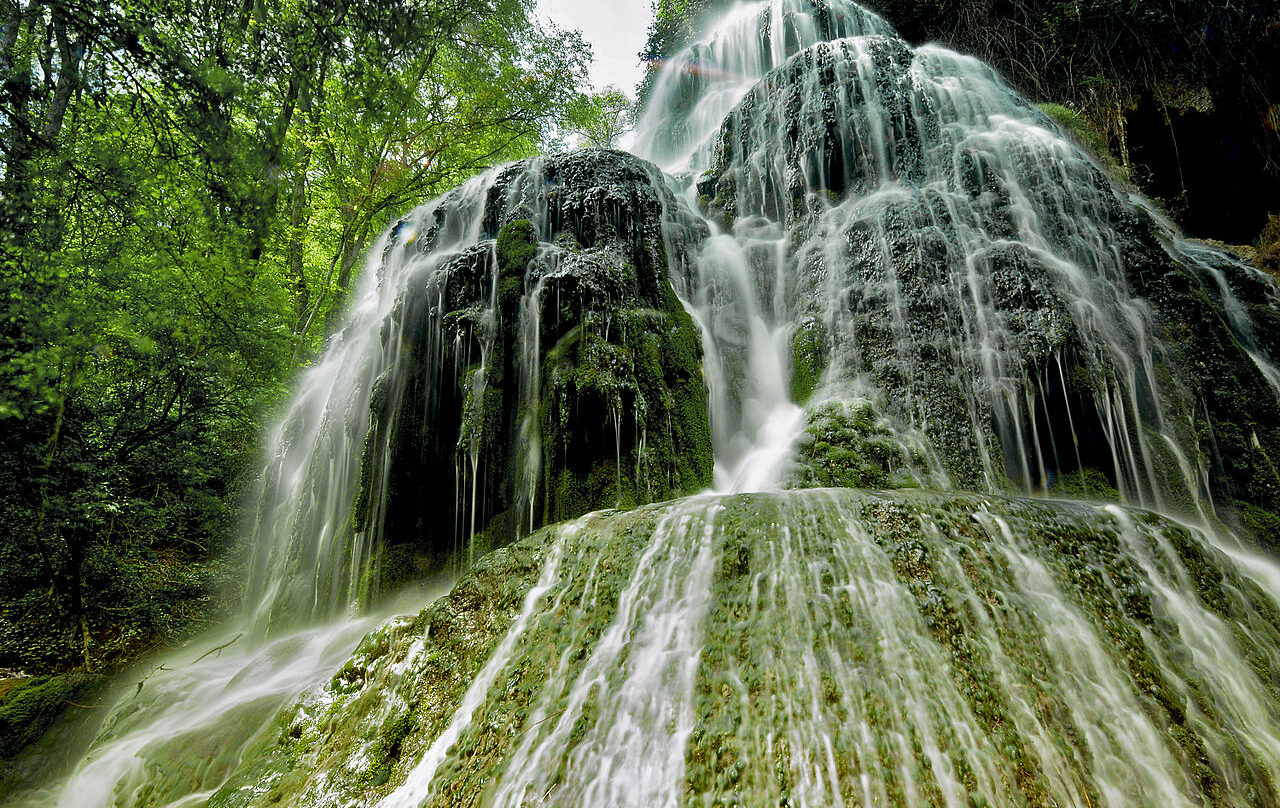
[
  {"xmin": 2, "ymin": 171, "xmax": 499, "ymax": 808},
  {"xmin": 192, "ymin": 491, "xmax": 1280, "ymax": 808},
  {"xmin": 634, "ymin": 0, "xmax": 900, "ymax": 493},
  {"xmin": 8, "ymin": 582, "xmax": 452, "ymax": 808},
  {"xmin": 9, "ymin": 146, "xmax": 715, "ymax": 808},
  {"xmin": 632, "ymin": 0, "xmax": 895, "ymax": 172},
  {"xmin": 244, "ymin": 171, "xmax": 499, "ymax": 631},
  {"xmin": 638, "ymin": 0, "xmax": 1280, "ymax": 508},
  {"xmin": 14, "ymin": 0, "xmax": 1280, "ymax": 806}
]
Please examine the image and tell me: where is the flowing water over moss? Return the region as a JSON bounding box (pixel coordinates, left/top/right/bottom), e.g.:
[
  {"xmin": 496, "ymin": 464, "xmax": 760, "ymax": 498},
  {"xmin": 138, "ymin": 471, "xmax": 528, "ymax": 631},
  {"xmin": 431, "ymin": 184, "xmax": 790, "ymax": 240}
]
[
  {"xmin": 654, "ymin": 6, "xmax": 1280, "ymax": 522},
  {"xmin": 244, "ymin": 149, "xmax": 715, "ymax": 632},
  {"xmin": 204, "ymin": 491, "xmax": 1280, "ymax": 808}
]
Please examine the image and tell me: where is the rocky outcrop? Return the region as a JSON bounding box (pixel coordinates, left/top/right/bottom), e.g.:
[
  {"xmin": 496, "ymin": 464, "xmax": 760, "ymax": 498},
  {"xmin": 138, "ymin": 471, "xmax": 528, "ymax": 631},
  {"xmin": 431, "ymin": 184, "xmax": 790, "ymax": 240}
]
[
  {"xmin": 210, "ymin": 490, "xmax": 1280, "ymax": 808},
  {"xmin": 359, "ymin": 150, "xmax": 713, "ymax": 592},
  {"xmin": 696, "ymin": 37, "xmax": 1280, "ymax": 533},
  {"xmin": 0, "ymin": 673, "xmax": 106, "ymax": 800}
]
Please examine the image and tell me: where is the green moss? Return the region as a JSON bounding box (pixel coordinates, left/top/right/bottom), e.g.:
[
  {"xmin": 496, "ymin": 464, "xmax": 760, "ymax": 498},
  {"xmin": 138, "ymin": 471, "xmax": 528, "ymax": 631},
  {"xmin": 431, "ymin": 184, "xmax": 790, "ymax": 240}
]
[
  {"xmin": 210, "ymin": 490, "xmax": 1280, "ymax": 807},
  {"xmin": 1106, "ymin": 214, "xmax": 1280, "ymax": 531},
  {"xmin": 472, "ymin": 506, "xmax": 520, "ymax": 561},
  {"xmin": 361, "ymin": 710, "xmax": 416, "ymax": 788},
  {"xmin": 538, "ymin": 255, "xmax": 712, "ymax": 525},
  {"xmin": 1037, "ymin": 103, "xmax": 1128, "ymax": 182},
  {"xmin": 495, "ymin": 219, "xmax": 538, "ymax": 278},
  {"xmin": 659, "ymin": 286, "xmax": 714, "ymax": 491},
  {"xmin": 1232, "ymin": 500, "xmax": 1280, "ymax": 547},
  {"xmin": 789, "ymin": 319, "xmax": 826, "ymax": 405},
  {"xmin": 1250, "ymin": 429, "xmax": 1280, "ymax": 489},
  {"xmin": 0, "ymin": 673, "xmax": 104, "ymax": 759},
  {"xmin": 789, "ymin": 400, "xmax": 914, "ymax": 489},
  {"xmin": 1048, "ymin": 467, "xmax": 1120, "ymax": 502}
]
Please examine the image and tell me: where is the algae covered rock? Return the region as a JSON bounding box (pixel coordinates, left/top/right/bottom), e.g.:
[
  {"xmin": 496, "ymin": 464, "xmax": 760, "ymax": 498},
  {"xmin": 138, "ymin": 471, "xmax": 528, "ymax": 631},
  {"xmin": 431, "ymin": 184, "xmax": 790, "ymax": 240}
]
[
  {"xmin": 785, "ymin": 398, "xmax": 944, "ymax": 489},
  {"xmin": 357, "ymin": 150, "xmax": 713, "ymax": 594},
  {"xmin": 692, "ymin": 31, "xmax": 1280, "ymax": 535},
  {"xmin": 0, "ymin": 673, "xmax": 107, "ymax": 800},
  {"xmin": 208, "ymin": 490, "xmax": 1280, "ymax": 808},
  {"xmin": 0, "ymin": 673, "xmax": 105, "ymax": 759}
]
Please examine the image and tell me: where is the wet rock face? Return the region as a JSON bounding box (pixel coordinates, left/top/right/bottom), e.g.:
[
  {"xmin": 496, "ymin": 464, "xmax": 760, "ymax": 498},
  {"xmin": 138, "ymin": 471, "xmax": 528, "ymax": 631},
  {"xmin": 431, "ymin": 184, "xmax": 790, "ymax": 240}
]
[
  {"xmin": 363, "ymin": 150, "xmax": 713, "ymax": 587},
  {"xmin": 702, "ymin": 36, "xmax": 928, "ymax": 220},
  {"xmin": 210, "ymin": 490, "xmax": 1280, "ymax": 808},
  {"xmin": 482, "ymin": 150, "xmax": 692, "ymax": 300},
  {"xmin": 695, "ymin": 34, "xmax": 1280, "ymax": 522}
]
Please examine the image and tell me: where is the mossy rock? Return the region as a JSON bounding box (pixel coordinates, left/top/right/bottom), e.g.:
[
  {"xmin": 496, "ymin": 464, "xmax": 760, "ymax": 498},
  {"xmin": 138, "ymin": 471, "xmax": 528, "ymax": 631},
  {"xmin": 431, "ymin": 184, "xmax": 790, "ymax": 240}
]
[
  {"xmin": 496, "ymin": 219, "xmax": 538, "ymax": 276},
  {"xmin": 1048, "ymin": 467, "xmax": 1121, "ymax": 502},
  {"xmin": 788, "ymin": 399, "xmax": 938, "ymax": 490},
  {"xmin": 350, "ymin": 150, "xmax": 715, "ymax": 601},
  {"xmin": 789, "ymin": 319, "xmax": 826, "ymax": 404},
  {"xmin": 209, "ymin": 490, "xmax": 1280, "ymax": 808},
  {"xmin": 0, "ymin": 673, "xmax": 106, "ymax": 759}
]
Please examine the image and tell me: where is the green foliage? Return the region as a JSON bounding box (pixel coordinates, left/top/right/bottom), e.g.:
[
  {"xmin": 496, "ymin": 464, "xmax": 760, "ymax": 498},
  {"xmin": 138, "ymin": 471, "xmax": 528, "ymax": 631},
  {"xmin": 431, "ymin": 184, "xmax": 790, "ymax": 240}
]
[
  {"xmin": 0, "ymin": 0, "xmax": 593, "ymax": 674},
  {"xmin": 565, "ymin": 87, "xmax": 635, "ymax": 149},
  {"xmin": 639, "ymin": 0, "xmax": 723, "ymax": 102}
]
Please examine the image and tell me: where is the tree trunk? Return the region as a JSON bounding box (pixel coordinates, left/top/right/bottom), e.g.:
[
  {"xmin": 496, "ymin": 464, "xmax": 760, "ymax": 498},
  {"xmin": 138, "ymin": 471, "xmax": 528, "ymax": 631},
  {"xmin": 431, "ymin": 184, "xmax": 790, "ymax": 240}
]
[
  {"xmin": 67, "ymin": 530, "xmax": 91, "ymax": 670},
  {"xmin": 326, "ymin": 217, "xmax": 372, "ymax": 333},
  {"xmin": 40, "ymin": 12, "xmax": 83, "ymax": 143},
  {"xmin": 287, "ymin": 124, "xmax": 313, "ymax": 334}
]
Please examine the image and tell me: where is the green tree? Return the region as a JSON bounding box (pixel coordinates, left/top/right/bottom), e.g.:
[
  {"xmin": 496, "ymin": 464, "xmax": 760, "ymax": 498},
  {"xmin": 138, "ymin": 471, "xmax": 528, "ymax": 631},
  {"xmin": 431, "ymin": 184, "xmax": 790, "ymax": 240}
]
[
  {"xmin": 567, "ymin": 86, "xmax": 635, "ymax": 149},
  {"xmin": 0, "ymin": 0, "xmax": 591, "ymax": 673}
]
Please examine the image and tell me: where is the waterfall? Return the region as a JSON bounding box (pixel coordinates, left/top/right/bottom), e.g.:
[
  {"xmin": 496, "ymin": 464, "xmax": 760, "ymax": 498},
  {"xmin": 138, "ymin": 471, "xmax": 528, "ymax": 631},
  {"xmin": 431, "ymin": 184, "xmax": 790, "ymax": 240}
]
[
  {"xmin": 243, "ymin": 170, "xmax": 499, "ymax": 631},
  {"xmin": 639, "ymin": 0, "xmax": 1280, "ymax": 513},
  {"xmin": 11, "ymin": 149, "xmax": 714, "ymax": 808},
  {"xmin": 200, "ymin": 491, "xmax": 1280, "ymax": 808},
  {"xmin": 14, "ymin": 0, "xmax": 1280, "ymax": 806},
  {"xmin": 632, "ymin": 0, "xmax": 895, "ymax": 173}
]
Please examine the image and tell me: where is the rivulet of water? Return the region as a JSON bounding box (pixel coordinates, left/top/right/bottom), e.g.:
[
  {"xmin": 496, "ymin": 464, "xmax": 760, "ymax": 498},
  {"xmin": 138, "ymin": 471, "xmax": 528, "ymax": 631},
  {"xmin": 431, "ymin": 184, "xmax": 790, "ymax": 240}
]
[
  {"xmin": 190, "ymin": 491, "xmax": 1280, "ymax": 808},
  {"xmin": 639, "ymin": 0, "xmax": 1280, "ymax": 512}
]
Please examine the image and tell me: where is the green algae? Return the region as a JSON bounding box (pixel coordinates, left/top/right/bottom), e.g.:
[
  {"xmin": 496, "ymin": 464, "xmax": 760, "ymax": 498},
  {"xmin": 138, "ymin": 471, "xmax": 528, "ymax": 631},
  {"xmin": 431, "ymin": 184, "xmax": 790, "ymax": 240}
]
[
  {"xmin": 0, "ymin": 674, "xmax": 105, "ymax": 759},
  {"xmin": 789, "ymin": 319, "xmax": 826, "ymax": 405},
  {"xmin": 211, "ymin": 490, "xmax": 1280, "ymax": 808}
]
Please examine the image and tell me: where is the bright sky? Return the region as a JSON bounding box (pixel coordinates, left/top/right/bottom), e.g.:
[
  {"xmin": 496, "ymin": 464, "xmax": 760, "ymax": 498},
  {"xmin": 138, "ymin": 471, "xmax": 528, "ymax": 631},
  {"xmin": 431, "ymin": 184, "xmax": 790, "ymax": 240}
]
[{"xmin": 536, "ymin": 0, "xmax": 655, "ymax": 96}]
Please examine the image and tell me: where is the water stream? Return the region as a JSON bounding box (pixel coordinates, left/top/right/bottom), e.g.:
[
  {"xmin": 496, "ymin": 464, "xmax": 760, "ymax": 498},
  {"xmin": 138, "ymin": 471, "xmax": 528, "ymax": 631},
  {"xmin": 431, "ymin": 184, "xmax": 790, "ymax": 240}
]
[{"xmin": 199, "ymin": 491, "xmax": 1280, "ymax": 808}]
